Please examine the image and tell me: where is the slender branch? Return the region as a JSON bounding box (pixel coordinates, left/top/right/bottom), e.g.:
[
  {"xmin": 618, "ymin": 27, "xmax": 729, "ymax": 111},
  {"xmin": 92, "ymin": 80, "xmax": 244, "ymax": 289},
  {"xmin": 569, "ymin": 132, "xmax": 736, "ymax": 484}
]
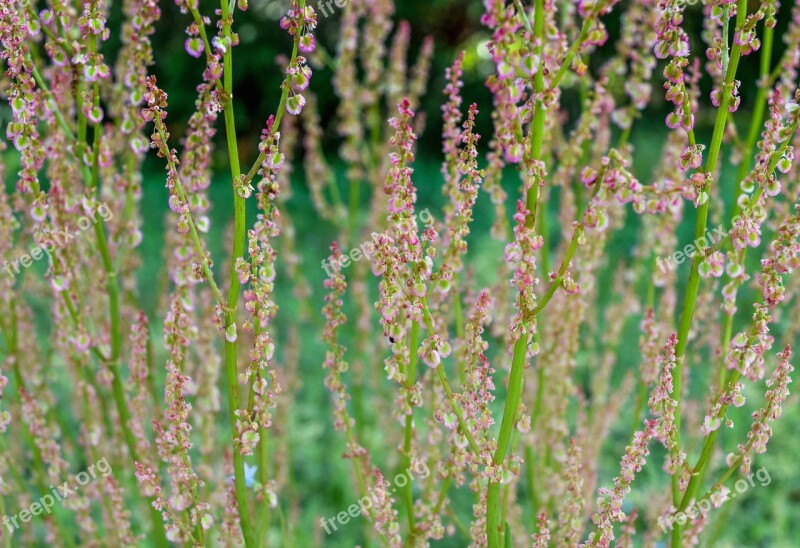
[
  {"xmin": 548, "ymin": 2, "xmax": 605, "ymax": 92},
  {"xmin": 216, "ymin": 0, "xmax": 255, "ymax": 544},
  {"xmin": 671, "ymin": 6, "xmax": 750, "ymax": 545},
  {"xmin": 717, "ymin": 16, "xmax": 775, "ymax": 390},
  {"xmin": 673, "ymin": 118, "xmax": 798, "ymax": 525}
]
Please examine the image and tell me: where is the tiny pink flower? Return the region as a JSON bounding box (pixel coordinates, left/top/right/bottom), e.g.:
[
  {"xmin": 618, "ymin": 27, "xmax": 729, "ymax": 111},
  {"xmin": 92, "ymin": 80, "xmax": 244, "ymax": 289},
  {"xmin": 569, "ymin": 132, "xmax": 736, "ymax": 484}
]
[
  {"xmin": 185, "ymin": 37, "xmax": 204, "ymax": 58},
  {"xmin": 286, "ymin": 93, "xmax": 306, "ymax": 115},
  {"xmin": 299, "ymin": 34, "xmax": 315, "ymax": 53}
]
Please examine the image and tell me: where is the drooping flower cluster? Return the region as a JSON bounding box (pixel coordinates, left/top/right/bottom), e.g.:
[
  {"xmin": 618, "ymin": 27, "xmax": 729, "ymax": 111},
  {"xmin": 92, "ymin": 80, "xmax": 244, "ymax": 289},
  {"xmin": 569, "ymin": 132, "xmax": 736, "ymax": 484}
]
[
  {"xmin": 280, "ymin": 5, "xmax": 317, "ymax": 115},
  {"xmin": 655, "ymin": 1, "xmax": 693, "ymax": 131},
  {"xmin": 737, "ymin": 345, "xmax": 794, "ymax": 458}
]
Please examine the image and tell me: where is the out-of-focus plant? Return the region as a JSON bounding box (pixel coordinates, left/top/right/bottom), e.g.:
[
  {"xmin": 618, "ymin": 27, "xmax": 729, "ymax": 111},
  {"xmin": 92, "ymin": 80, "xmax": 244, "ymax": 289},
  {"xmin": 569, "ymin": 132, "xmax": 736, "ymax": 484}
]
[{"xmin": 1, "ymin": 0, "xmax": 799, "ymax": 546}]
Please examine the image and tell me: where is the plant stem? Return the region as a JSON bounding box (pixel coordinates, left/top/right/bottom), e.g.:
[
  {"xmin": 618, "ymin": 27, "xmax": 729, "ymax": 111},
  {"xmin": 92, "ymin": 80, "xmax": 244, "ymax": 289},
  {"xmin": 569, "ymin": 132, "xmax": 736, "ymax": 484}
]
[
  {"xmin": 93, "ymin": 136, "xmax": 170, "ymax": 548},
  {"xmin": 487, "ymin": 0, "xmax": 544, "ymax": 538},
  {"xmin": 498, "ymin": 428, "xmax": 520, "ymax": 542},
  {"xmin": 30, "ymin": 64, "xmax": 76, "ymax": 142},
  {"xmin": 80, "ymin": 25, "xmax": 171, "ymax": 539},
  {"xmin": 671, "ymin": 5, "xmax": 748, "ymax": 545},
  {"xmin": 258, "ymin": 424, "xmax": 271, "ymax": 547},
  {"xmin": 417, "ymin": 293, "xmax": 482, "ymax": 457},
  {"xmin": 248, "ymin": 306, "xmax": 271, "ymax": 546},
  {"xmin": 153, "ymin": 126, "xmax": 226, "ymax": 307},
  {"xmin": 216, "ymin": 39, "xmax": 309, "ymax": 543},
  {"xmin": 721, "ymin": 6, "xmax": 730, "ymax": 76},
  {"xmin": 486, "ymin": 337, "xmax": 526, "ymax": 546},
  {"xmin": 717, "ymin": 16, "xmax": 774, "ymax": 390},
  {"xmin": 549, "ymin": 2, "xmax": 603, "ymax": 91},
  {"xmin": 524, "ymin": 0, "xmax": 546, "ymax": 222},
  {"xmin": 454, "ymin": 282, "xmax": 465, "ymax": 385},
  {"xmin": 436, "ymin": 364, "xmax": 482, "ymax": 456},
  {"xmin": 0, "ymin": 494, "xmax": 10, "ymax": 548},
  {"xmin": 487, "ymin": 1, "xmax": 601, "ymax": 540},
  {"xmin": 672, "ymin": 116, "xmax": 798, "ymax": 539},
  {"xmin": 432, "ymin": 475, "xmax": 452, "ymax": 516},
  {"xmin": 218, "ymin": 0, "xmax": 255, "ymax": 544},
  {"xmin": 241, "ymin": 23, "xmax": 304, "ymax": 190},
  {"xmin": 402, "ymin": 320, "xmax": 420, "ymax": 542},
  {"xmin": 29, "ymin": 41, "xmax": 169, "ymax": 542}
]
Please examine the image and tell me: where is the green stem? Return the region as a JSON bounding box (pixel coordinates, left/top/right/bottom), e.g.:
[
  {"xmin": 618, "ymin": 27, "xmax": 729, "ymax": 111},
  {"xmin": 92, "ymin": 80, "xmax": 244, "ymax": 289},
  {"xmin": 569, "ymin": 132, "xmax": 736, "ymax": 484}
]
[
  {"xmin": 218, "ymin": 41, "xmax": 309, "ymax": 544},
  {"xmin": 548, "ymin": 2, "xmax": 603, "ymax": 91},
  {"xmin": 241, "ymin": 26, "xmax": 304, "ymax": 191},
  {"xmin": 677, "ymin": 353, "xmax": 769, "ymax": 518},
  {"xmin": 674, "ymin": 116, "xmax": 798, "ymax": 532},
  {"xmin": 257, "ymin": 425, "xmax": 270, "ymax": 547},
  {"xmin": 84, "ymin": 24, "xmax": 171, "ymax": 539},
  {"xmin": 92, "ymin": 135, "xmax": 169, "ymax": 548},
  {"xmin": 402, "ymin": 321, "xmax": 420, "ymax": 542},
  {"xmin": 721, "ymin": 6, "xmax": 730, "ymax": 77},
  {"xmin": 30, "ymin": 64, "xmax": 76, "ymax": 142},
  {"xmin": 487, "ymin": 5, "xmax": 613, "ymax": 541},
  {"xmin": 402, "ymin": 412, "xmax": 416, "ymax": 543},
  {"xmin": 489, "ymin": 8, "xmax": 551, "ymax": 532},
  {"xmin": 486, "ymin": 338, "xmax": 526, "ymax": 546},
  {"xmin": 524, "ymin": 0, "xmax": 547, "ymax": 224},
  {"xmin": 247, "ymin": 311, "xmax": 270, "ymax": 546},
  {"xmin": 432, "ymin": 475, "xmax": 451, "ymax": 516},
  {"xmin": 454, "ymin": 282, "xmax": 465, "ymax": 386},
  {"xmin": 154, "ymin": 125, "xmax": 227, "ymax": 307},
  {"xmin": 734, "ymin": 17, "xmax": 773, "ymax": 205},
  {"xmin": 218, "ymin": 0, "xmax": 254, "ymax": 541},
  {"xmin": 671, "ymin": 8, "xmax": 749, "ymax": 545},
  {"xmin": 28, "ymin": 12, "xmax": 183, "ymax": 545},
  {"xmin": 498, "ymin": 428, "xmax": 520, "ymax": 545},
  {"xmin": 538, "ymin": 200, "xmax": 550, "ymax": 276},
  {"xmin": 0, "ymin": 494, "xmax": 10, "ymax": 548},
  {"xmin": 417, "ymin": 292, "xmax": 482, "ymax": 458},
  {"xmin": 717, "ymin": 17, "xmax": 774, "ymax": 391},
  {"xmin": 188, "ymin": 7, "xmax": 226, "ymax": 95},
  {"xmin": 524, "ymin": 445, "xmax": 539, "ymax": 519},
  {"xmin": 436, "ymin": 364, "xmax": 481, "ymax": 456}
]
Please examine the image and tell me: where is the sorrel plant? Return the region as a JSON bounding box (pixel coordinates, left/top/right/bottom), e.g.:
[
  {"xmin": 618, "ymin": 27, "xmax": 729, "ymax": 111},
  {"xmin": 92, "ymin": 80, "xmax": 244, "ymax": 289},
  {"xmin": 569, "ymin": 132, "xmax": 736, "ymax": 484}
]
[{"xmin": 1, "ymin": 0, "xmax": 799, "ymax": 546}]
